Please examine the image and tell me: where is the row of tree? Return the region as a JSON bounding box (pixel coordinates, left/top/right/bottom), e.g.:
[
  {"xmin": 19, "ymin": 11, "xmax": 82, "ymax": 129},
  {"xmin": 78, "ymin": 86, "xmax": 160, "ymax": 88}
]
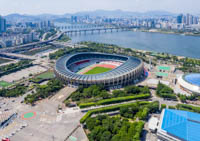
[
  {"xmin": 177, "ymin": 94, "xmax": 197, "ymax": 103},
  {"xmin": 176, "ymin": 104, "xmax": 200, "ymax": 113},
  {"xmin": 156, "ymin": 83, "xmax": 177, "ymax": 100},
  {"xmin": 0, "ymin": 84, "xmax": 27, "ymax": 97},
  {"xmin": 178, "ymin": 57, "xmax": 200, "ymax": 73},
  {"xmin": 24, "ymin": 79, "xmax": 64, "ymax": 104},
  {"xmin": 120, "ymin": 101, "xmax": 159, "ymax": 120},
  {"xmin": 70, "ymin": 85, "xmax": 150, "ymax": 103},
  {"xmin": 0, "ymin": 60, "xmax": 33, "ymax": 77}
]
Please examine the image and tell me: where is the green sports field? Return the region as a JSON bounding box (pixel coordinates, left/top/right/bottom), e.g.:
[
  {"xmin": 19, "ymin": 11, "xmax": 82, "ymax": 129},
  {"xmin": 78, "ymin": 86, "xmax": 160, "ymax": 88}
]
[
  {"xmin": 36, "ymin": 71, "xmax": 55, "ymax": 79},
  {"xmin": 23, "ymin": 112, "xmax": 35, "ymax": 118},
  {"xmin": 0, "ymin": 81, "xmax": 12, "ymax": 88},
  {"xmin": 84, "ymin": 67, "xmax": 112, "ymax": 75}
]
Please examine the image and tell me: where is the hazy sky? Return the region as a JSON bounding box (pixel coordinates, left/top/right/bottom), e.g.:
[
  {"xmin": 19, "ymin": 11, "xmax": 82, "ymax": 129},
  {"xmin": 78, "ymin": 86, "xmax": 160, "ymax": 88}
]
[{"xmin": 0, "ymin": 0, "xmax": 200, "ymax": 15}]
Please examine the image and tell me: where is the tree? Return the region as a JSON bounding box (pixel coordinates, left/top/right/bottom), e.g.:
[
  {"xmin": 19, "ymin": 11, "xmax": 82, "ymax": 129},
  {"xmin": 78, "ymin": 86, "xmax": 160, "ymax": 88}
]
[
  {"xmin": 148, "ymin": 101, "xmax": 159, "ymax": 113},
  {"xmin": 138, "ymin": 108, "xmax": 149, "ymax": 120},
  {"xmin": 125, "ymin": 85, "xmax": 141, "ymax": 94},
  {"xmin": 86, "ymin": 118, "xmax": 97, "ymax": 130},
  {"xmin": 112, "ymin": 90, "xmax": 126, "ymax": 97},
  {"xmin": 161, "ymin": 104, "xmax": 167, "ymax": 110},
  {"xmin": 140, "ymin": 86, "xmax": 150, "ymax": 94},
  {"xmin": 168, "ymin": 106, "xmax": 176, "ymax": 109},
  {"xmin": 120, "ymin": 104, "xmax": 139, "ymax": 118},
  {"xmin": 100, "ymin": 90, "xmax": 110, "ymax": 99},
  {"xmin": 100, "ymin": 131, "xmax": 111, "ymax": 141},
  {"xmin": 179, "ymin": 95, "xmax": 187, "ymax": 103}
]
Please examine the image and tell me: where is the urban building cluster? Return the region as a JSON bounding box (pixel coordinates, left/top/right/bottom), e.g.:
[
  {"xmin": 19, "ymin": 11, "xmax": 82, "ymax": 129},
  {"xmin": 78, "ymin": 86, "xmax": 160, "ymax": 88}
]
[
  {"xmin": 0, "ymin": 18, "xmax": 54, "ymax": 47},
  {"xmin": 23, "ymin": 20, "xmax": 54, "ymax": 30},
  {"xmin": 68, "ymin": 14, "xmax": 200, "ymax": 30},
  {"xmin": 177, "ymin": 13, "xmax": 199, "ymax": 25},
  {"xmin": 0, "ymin": 32, "xmax": 39, "ymax": 47}
]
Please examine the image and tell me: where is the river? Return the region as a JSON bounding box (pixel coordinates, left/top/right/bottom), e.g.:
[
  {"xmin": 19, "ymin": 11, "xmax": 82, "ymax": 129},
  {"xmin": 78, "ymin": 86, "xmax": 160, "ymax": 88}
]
[
  {"xmin": 66, "ymin": 30, "xmax": 200, "ymax": 59},
  {"xmin": 55, "ymin": 21, "xmax": 200, "ymax": 59}
]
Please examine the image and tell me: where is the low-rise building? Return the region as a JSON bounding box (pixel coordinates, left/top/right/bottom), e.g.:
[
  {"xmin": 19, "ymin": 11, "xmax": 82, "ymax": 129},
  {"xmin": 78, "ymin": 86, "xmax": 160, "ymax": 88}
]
[{"xmin": 157, "ymin": 109, "xmax": 200, "ymax": 141}]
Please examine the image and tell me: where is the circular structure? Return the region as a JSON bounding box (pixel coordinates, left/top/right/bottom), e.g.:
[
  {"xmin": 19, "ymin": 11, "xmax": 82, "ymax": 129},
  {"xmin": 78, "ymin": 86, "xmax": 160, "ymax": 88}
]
[
  {"xmin": 22, "ymin": 112, "xmax": 36, "ymax": 120},
  {"xmin": 55, "ymin": 52, "xmax": 144, "ymax": 88},
  {"xmin": 178, "ymin": 73, "xmax": 200, "ymax": 94}
]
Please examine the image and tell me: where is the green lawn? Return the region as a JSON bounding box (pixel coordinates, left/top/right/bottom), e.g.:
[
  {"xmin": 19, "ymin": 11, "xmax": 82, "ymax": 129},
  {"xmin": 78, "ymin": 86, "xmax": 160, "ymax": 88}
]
[
  {"xmin": 0, "ymin": 81, "xmax": 12, "ymax": 88},
  {"xmin": 36, "ymin": 71, "xmax": 55, "ymax": 79},
  {"xmin": 84, "ymin": 67, "xmax": 112, "ymax": 75}
]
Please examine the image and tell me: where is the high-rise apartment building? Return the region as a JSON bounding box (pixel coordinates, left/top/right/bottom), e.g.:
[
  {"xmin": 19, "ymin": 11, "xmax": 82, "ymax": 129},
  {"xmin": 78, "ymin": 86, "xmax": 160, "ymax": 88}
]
[
  {"xmin": 186, "ymin": 13, "xmax": 190, "ymax": 25},
  {"xmin": 177, "ymin": 14, "xmax": 183, "ymax": 24},
  {"xmin": 0, "ymin": 16, "xmax": 6, "ymax": 33}
]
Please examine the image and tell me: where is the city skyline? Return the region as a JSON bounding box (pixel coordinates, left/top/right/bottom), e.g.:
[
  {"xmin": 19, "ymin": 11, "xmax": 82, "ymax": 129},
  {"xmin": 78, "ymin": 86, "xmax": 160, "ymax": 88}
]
[{"xmin": 1, "ymin": 0, "xmax": 200, "ymax": 16}]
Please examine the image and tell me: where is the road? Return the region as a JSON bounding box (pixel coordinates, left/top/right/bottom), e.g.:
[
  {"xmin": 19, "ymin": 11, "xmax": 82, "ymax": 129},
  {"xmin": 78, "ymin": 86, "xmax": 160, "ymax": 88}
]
[
  {"xmin": 50, "ymin": 86, "xmax": 77, "ymax": 103},
  {"xmin": 0, "ymin": 31, "xmax": 64, "ymax": 53}
]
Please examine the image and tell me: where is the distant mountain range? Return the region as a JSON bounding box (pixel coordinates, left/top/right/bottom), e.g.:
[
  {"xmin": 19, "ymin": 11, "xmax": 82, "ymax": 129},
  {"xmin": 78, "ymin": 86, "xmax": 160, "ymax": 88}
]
[
  {"xmin": 73, "ymin": 10, "xmax": 175, "ymax": 17},
  {"xmin": 4, "ymin": 10, "xmax": 176, "ymax": 22}
]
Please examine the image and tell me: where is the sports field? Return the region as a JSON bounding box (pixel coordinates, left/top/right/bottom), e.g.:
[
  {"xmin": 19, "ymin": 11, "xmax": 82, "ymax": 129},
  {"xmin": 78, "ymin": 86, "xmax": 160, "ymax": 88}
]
[
  {"xmin": 84, "ymin": 67, "xmax": 112, "ymax": 75},
  {"xmin": 36, "ymin": 71, "xmax": 55, "ymax": 79},
  {"xmin": 22, "ymin": 112, "xmax": 36, "ymax": 120},
  {"xmin": 0, "ymin": 81, "xmax": 12, "ymax": 88}
]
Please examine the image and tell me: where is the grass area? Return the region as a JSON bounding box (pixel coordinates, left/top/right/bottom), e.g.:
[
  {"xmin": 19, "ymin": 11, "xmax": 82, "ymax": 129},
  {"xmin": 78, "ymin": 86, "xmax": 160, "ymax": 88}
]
[
  {"xmin": 35, "ymin": 71, "xmax": 55, "ymax": 79},
  {"xmin": 0, "ymin": 58, "xmax": 12, "ymax": 64},
  {"xmin": 30, "ymin": 71, "xmax": 55, "ymax": 83},
  {"xmin": 84, "ymin": 67, "xmax": 112, "ymax": 75},
  {"xmin": 0, "ymin": 81, "xmax": 12, "ymax": 88}
]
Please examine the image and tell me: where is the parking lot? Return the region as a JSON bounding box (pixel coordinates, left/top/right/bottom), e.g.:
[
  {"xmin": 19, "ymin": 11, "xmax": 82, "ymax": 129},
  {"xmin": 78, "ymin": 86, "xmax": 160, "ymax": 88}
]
[{"xmin": 0, "ymin": 87, "xmax": 88, "ymax": 141}]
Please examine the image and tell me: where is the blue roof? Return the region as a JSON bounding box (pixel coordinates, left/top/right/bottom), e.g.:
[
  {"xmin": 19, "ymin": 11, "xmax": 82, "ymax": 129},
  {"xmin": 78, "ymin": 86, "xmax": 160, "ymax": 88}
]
[
  {"xmin": 184, "ymin": 73, "xmax": 200, "ymax": 87},
  {"xmin": 161, "ymin": 109, "xmax": 200, "ymax": 141}
]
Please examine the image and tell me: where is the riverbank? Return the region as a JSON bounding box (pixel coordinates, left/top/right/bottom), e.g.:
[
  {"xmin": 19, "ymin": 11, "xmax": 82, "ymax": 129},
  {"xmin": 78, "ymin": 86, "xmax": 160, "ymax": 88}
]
[{"xmin": 137, "ymin": 29, "xmax": 200, "ymax": 37}]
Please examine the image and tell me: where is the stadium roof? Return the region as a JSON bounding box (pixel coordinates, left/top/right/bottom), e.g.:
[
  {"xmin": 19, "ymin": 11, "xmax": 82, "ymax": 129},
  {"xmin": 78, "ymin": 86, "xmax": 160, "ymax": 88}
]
[
  {"xmin": 55, "ymin": 52, "xmax": 142, "ymax": 81},
  {"xmin": 158, "ymin": 66, "xmax": 170, "ymax": 71},
  {"xmin": 184, "ymin": 73, "xmax": 200, "ymax": 87},
  {"xmin": 161, "ymin": 109, "xmax": 200, "ymax": 141}
]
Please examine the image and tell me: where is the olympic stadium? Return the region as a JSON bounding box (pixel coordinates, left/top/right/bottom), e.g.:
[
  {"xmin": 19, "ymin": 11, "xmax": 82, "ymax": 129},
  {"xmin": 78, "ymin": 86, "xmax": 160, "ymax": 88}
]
[
  {"xmin": 178, "ymin": 73, "xmax": 200, "ymax": 95},
  {"xmin": 54, "ymin": 52, "xmax": 144, "ymax": 88}
]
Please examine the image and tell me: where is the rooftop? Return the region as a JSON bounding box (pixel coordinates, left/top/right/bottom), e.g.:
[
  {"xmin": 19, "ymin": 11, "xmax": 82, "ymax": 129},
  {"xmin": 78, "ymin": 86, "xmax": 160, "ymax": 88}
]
[
  {"xmin": 148, "ymin": 116, "xmax": 158, "ymax": 131},
  {"xmin": 184, "ymin": 73, "xmax": 200, "ymax": 87},
  {"xmin": 161, "ymin": 109, "xmax": 200, "ymax": 141}
]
